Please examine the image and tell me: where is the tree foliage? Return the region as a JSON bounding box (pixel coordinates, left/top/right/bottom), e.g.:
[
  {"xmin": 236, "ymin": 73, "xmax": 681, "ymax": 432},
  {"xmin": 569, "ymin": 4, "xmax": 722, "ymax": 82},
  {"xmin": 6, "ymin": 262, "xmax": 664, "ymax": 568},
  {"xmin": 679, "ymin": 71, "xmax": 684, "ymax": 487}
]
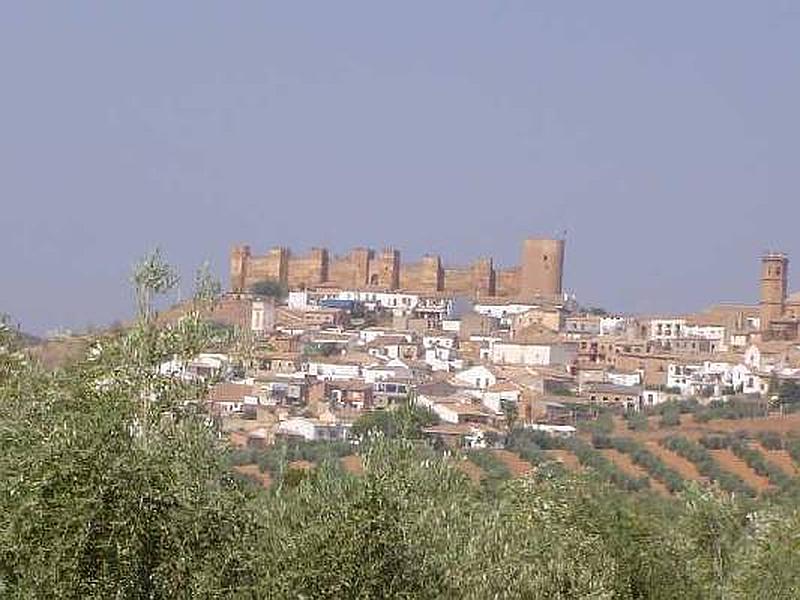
[
  {"xmin": 249, "ymin": 278, "xmax": 288, "ymax": 300},
  {"xmin": 3, "ymin": 254, "xmax": 800, "ymax": 597}
]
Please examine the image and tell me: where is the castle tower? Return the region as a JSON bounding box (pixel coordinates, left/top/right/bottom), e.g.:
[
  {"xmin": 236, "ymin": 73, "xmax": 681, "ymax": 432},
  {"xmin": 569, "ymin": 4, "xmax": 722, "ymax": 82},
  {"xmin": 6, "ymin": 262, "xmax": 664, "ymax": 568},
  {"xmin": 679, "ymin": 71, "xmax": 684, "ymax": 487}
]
[
  {"xmin": 760, "ymin": 252, "xmax": 788, "ymax": 329},
  {"xmin": 420, "ymin": 255, "xmax": 444, "ymax": 291},
  {"xmin": 265, "ymin": 246, "xmax": 290, "ymax": 284},
  {"xmin": 519, "ymin": 238, "xmax": 565, "ymax": 302},
  {"xmin": 471, "ymin": 257, "xmax": 496, "ymax": 298},
  {"xmin": 371, "ymin": 248, "xmax": 400, "ymax": 289},
  {"xmin": 350, "ymin": 247, "xmax": 373, "ymax": 287},
  {"xmin": 229, "ymin": 245, "xmax": 251, "ymax": 293},
  {"xmin": 311, "ymin": 247, "xmax": 329, "ymax": 283}
]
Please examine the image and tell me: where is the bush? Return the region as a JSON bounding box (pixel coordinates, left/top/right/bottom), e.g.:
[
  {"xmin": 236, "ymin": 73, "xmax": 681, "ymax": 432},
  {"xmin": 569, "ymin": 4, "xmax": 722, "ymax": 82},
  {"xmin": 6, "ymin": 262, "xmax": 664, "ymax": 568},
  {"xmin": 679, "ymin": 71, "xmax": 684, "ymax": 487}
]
[
  {"xmin": 506, "ymin": 429, "xmax": 546, "ymax": 463},
  {"xmin": 591, "ymin": 433, "xmax": 614, "ymax": 449},
  {"xmin": 694, "ymin": 398, "xmax": 769, "ymax": 422},
  {"xmin": 249, "ymin": 278, "xmax": 288, "ymax": 300},
  {"xmin": 466, "ymin": 449, "xmax": 512, "ymax": 491},
  {"xmin": 579, "ymin": 412, "xmax": 615, "ymax": 436},
  {"xmin": 659, "ymin": 406, "xmax": 681, "ymax": 428},
  {"xmin": 625, "ymin": 411, "xmax": 649, "ymax": 432},
  {"xmin": 756, "ymin": 431, "xmax": 784, "ymax": 451}
]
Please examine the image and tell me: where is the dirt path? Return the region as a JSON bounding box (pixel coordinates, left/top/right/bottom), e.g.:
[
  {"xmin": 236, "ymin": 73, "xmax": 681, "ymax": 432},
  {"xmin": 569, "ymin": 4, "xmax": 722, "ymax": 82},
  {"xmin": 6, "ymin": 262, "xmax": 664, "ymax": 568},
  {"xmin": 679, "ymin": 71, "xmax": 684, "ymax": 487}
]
[
  {"xmin": 233, "ymin": 464, "xmax": 272, "ymax": 489},
  {"xmin": 491, "ymin": 449, "xmax": 534, "ymax": 476},
  {"xmin": 545, "ymin": 449, "xmax": 582, "ymax": 472},
  {"xmin": 709, "ymin": 449, "xmax": 772, "ymax": 493},
  {"xmin": 754, "ymin": 444, "xmax": 799, "ymax": 477},
  {"xmin": 601, "ymin": 449, "xmax": 669, "ymax": 495},
  {"xmin": 645, "ymin": 441, "xmax": 705, "ymax": 482}
]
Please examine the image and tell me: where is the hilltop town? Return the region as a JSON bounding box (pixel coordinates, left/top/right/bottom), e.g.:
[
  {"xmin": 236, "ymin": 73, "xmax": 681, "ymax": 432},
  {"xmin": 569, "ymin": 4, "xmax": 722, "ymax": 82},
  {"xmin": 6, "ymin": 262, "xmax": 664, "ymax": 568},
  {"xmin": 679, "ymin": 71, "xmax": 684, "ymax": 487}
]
[{"xmin": 159, "ymin": 237, "xmax": 800, "ymax": 478}]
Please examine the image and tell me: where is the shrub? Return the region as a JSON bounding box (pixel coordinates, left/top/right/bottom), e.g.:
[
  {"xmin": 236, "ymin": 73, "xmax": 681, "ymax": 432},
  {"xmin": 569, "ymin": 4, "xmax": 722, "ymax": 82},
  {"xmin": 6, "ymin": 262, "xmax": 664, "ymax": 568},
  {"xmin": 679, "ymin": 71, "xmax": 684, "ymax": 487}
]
[
  {"xmin": 579, "ymin": 412, "xmax": 615, "ymax": 436},
  {"xmin": 506, "ymin": 429, "xmax": 546, "ymax": 463},
  {"xmin": 466, "ymin": 449, "xmax": 512, "ymax": 491},
  {"xmin": 659, "ymin": 406, "xmax": 681, "ymax": 428},
  {"xmin": 591, "ymin": 433, "xmax": 614, "ymax": 449},
  {"xmin": 625, "ymin": 412, "xmax": 649, "ymax": 432},
  {"xmin": 756, "ymin": 431, "xmax": 784, "ymax": 451}
]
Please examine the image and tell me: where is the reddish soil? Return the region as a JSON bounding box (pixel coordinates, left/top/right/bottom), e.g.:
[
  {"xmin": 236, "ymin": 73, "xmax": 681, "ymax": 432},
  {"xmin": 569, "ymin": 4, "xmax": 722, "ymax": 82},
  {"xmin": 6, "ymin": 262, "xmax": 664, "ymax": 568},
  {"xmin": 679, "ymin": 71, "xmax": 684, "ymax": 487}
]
[
  {"xmin": 288, "ymin": 460, "xmax": 315, "ymax": 471},
  {"xmin": 754, "ymin": 444, "xmax": 799, "ymax": 477},
  {"xmin": 645, "ymin": 441, "xmax": 706, "ymax": 482},
  {"xmin": 709, "ymin": 449, "xmax": 772, "ymax": 492},
  {"xmin": 613, "ymin": 414, "xmax": 800, "ymax": 446},
  {"xmin": 455, "ymin": 458, "xmax": 485, "ymax": 484},
  {"xmin": 340, "ymin": 455, "xmax": 364, "ymax": 475},
  {"xmin": 233, "ymin": 464, "xmax": 271, "ymax": 489},
  {"xmin": 601, "ymin": 449, "xmax": 669, "ymax": 495},
  {"xmin": 545, "ymin": 449, "xmax": 582, "ymax": 472},
  {"xmin": 699, "ymin": 414, "xmax": 800, "ymax": 435},
  {"xmin": 491, "ymin": 449, "xmax": 534, "ymax": 476}
]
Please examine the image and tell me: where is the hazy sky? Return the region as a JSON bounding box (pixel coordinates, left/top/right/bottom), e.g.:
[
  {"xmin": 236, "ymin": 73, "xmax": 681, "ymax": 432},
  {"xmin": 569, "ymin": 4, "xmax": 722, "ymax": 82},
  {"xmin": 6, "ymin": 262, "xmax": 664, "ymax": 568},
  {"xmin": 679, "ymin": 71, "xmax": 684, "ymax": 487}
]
[{"xmin": 2, "ymin": 2, "xmax": 799, "ymax": 333}]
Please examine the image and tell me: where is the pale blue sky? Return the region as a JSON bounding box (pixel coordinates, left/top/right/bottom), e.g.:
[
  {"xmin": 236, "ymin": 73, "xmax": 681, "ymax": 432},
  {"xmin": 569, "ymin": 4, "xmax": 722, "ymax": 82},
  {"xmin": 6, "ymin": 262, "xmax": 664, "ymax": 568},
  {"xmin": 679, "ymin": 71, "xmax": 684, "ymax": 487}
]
[{"xmin": 2, "ymin": 2, "xmax": 799, "ymax": 333}]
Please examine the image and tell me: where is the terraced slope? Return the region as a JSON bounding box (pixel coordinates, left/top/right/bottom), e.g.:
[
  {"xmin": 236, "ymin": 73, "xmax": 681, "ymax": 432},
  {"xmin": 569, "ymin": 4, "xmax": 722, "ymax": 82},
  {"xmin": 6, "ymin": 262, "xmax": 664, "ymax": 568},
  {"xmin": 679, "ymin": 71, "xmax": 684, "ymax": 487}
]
[
  {"xmin": 455, "ymin": 457, "xmax": 485, "ymax": 483},
  {"xmin": 645, "ymin": 441, "xmax": 705, "ymax": 482},
  {"xmin": 601, "ymin": 449, "xmax": 668, "ymax": 495},
  {"xmin": 709, "ymin": 449, "xmax": 772, "ymax": 492},
  {"xmin": 233, "ymin": 464, "xmax": 271, "ymax": 489},
  {"xmin": 754, "ymin": 444, "xmax": 799, "ymax": 477},
  {"xmin": 491, "ymin": 449, "xmax": 534, "ymax": 476},
  {"xmin": 545, "ymin": 449, "xmax": 582, "ymax": 472}
]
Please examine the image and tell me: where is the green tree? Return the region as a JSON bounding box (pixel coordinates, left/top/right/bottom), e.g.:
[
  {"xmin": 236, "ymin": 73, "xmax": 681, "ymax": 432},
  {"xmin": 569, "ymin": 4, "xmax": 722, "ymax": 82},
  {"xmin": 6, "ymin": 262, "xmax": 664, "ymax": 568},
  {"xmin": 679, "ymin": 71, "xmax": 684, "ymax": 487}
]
[{"xmin": 249, "ymin": 278, "xmax": 288, "ymax": 300}]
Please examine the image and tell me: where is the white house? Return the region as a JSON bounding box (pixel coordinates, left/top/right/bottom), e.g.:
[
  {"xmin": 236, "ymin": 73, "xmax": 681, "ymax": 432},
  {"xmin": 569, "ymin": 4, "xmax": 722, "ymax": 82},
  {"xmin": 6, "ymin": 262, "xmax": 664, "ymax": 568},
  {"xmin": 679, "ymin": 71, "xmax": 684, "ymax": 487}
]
[
  {"xmin": 667, "ymin": 363, "xmax": 703, "ymax": 395},
  {"xmin": 159, "ymin": 352, "xmax": 232, "ymax": 381},
  {"xmin": 362, "ymin": 358, "xmax": 413, "ymax": 384},
  {"xmin": 490, "ymin": 341, "xmax": 577, "ymax": 368},
  {"xmin": 251, "ymin": 299, "xmax": 276, "ymax": 336},
  {"xmin": 338, "ymin": 290, "xmax": 419, "ymax": 316},
  {"xmin": 683, "ymin": 324, "xmax": 726, "ymax": 342},
  {"xmin": 474, "ymin": 302, "xmax": 540, "ymax": 327},
  {"xmin": 424, "ymin": 347, "xmax": 463, "ymax": 372},
  {"xmin": 599, "ymin": 316, "xmax": 627, "ymax": 336},
  {"xmin": 277, "ymin": 417, "xmax": 351, "ymax": 442},
  {"xmin": 481, "ymin": 382, "xmax": 521, "ymax": 415},
  {"xmin": 730, "ymin": 364, "xmax": 769, "ymax": 395},
  {"xmin": 648, "ymin": 318, "xmax": 686, "ymax": 341},
  {"xmin": 606, "ymin": 370, "xmax": 642, "ymax": 387},
  {"xmin": 423, "ymin": 333, "xmax": 458, "ymax": 350},
  {"xmin": 454, "ymin": 365, "xmax": 498, "ymax": 389},
  {"xmin": 304, "ymin": 360, "xmax": 362, "ymax": 381}
]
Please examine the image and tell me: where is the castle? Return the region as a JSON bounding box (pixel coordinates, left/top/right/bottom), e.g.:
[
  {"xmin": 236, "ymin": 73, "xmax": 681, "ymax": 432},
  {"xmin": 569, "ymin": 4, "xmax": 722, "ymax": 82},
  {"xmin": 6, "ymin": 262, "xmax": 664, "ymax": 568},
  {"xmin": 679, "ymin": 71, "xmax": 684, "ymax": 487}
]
[{"xmin": 230, "ymin": 238, "xmax": 565, "ymax": 301}]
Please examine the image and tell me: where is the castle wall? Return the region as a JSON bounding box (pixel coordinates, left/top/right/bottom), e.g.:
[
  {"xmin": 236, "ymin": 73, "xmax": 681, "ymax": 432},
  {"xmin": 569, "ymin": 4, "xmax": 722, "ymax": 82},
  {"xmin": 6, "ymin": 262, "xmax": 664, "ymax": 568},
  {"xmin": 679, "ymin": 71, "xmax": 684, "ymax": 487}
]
[
  {"xmin": 442, "ymin": 267, "xmax": 472, "ymax": 294},
  {"xmin": 231, "ymin": 238, "xmax": 560, "ymax": 299},
  {"xmin": 401, "ymin": 255, "xmax": 443, "ymax": 291},
  {"xmin": 328, "ymin": 255, "xmax": 358, "ymax": 289},
  {"xmin": 496, "ymin": 268, "xmax": 521, "ymax": 297},
  {"xmin": 287, "ymin": 248, "xmax": 328, "ymax": 288}
]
